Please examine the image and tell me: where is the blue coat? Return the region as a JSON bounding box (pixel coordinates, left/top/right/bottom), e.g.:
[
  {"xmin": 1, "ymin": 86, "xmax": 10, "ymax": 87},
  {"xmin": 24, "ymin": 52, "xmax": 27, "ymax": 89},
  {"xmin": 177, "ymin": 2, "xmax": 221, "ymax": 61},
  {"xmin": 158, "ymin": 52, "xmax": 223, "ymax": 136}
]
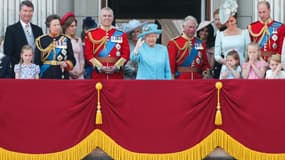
[{"xmin": 131, "ymin": 43, "xmax": 171, "ymax": 80}]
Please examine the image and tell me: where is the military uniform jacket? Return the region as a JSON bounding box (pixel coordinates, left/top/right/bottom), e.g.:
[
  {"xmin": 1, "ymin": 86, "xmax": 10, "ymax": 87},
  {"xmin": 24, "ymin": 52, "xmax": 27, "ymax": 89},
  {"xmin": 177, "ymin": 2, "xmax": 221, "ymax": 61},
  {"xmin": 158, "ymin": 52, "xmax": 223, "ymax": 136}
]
[
  {"xmin": 35, "ymin": 34, "xmax": 75, "ymax": 79},
  {"xmin": 167, "ymin": 34, "xmax": 210, "ymax": 79},
  {"xmin": 248, "ymin": 19, "xmax": 285, "ymax": 60},
  {"xmin": 84, "ymin": 27, "xmax": 130, "ymax": 79}
]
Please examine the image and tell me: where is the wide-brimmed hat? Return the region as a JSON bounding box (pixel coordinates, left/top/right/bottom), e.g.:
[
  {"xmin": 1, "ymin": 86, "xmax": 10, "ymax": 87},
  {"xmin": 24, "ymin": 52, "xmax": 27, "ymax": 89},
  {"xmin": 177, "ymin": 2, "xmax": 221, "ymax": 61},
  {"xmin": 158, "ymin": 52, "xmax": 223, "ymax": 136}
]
[
  {"xmin": 137, "ymin": 24, "xmax": 162, "ymax": 39},
  {"xmin": 197, "ymin": 21, "xmax": 212, "ymax": 32},
  {"xmin": 124, "ymin": 19, "xmax": 148, "ymax": 33},
  {"xmin": 219, "ymin": 0, "xmax": 238, "ymax": 25},
  {"xmin": 61, "ymin": 12, "xmax": 75, "ymax": 25}
]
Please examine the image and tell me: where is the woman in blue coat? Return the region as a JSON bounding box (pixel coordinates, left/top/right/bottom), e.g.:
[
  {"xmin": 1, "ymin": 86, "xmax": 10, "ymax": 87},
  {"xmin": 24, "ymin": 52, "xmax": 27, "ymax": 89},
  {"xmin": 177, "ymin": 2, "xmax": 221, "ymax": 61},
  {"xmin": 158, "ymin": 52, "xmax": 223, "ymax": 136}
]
[{"xmin": 130, "ymin": 23, "xmax": 171, "ymax": 80}]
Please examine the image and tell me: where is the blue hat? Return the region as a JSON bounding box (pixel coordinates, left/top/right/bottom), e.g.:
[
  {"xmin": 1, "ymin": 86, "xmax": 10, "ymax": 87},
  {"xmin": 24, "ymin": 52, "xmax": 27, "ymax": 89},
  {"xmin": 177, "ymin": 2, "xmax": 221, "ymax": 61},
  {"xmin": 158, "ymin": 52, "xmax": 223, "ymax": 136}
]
[
  {"xmin": 83, "ymin": 17, "xmax": 97, "ymax": 29},
  {"xmin": 137, "ymin": 24, "xmax": 162, "ymax": 39},
  {"xmin": 124, "ymin": 19, "xmax": 148, "ymax": 33}
]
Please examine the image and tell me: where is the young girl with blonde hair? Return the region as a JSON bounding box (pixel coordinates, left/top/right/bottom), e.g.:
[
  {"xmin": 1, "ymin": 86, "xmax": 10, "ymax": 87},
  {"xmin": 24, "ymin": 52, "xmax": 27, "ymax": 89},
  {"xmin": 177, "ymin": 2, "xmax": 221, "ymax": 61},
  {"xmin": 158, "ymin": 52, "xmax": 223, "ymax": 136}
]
[
  {"xmin": 14, "ymin": 45, "xmax": 40, "ymax": 79},
  {"xmin": 242, "ymin": 42, "xmax": 267, "ymax": 79}
]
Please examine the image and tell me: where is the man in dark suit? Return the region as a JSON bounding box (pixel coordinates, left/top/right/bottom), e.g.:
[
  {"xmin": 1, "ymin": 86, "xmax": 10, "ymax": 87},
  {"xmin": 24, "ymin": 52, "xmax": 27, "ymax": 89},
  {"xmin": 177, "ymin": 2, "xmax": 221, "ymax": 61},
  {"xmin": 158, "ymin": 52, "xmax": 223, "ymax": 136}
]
[{"xmin": 4, "ymin": 0, "xmax": 43, "ymax": 77}]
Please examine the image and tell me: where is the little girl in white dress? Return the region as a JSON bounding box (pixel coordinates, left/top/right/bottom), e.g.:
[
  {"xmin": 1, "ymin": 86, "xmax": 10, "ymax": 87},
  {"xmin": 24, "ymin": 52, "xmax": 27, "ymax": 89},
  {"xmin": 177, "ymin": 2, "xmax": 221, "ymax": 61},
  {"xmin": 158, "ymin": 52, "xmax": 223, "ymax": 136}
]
[{"xmin": 14, "ymin": 45, "xmax": 40, "ymax": 79}]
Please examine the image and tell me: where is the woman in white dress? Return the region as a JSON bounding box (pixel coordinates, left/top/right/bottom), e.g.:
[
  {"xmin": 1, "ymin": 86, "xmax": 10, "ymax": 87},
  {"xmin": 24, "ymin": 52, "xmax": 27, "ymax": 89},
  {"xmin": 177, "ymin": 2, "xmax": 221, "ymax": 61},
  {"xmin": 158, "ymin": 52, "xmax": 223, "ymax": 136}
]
[{"xmin": 215, "ymin": 0, "xmax": 250, "ymax": 70}]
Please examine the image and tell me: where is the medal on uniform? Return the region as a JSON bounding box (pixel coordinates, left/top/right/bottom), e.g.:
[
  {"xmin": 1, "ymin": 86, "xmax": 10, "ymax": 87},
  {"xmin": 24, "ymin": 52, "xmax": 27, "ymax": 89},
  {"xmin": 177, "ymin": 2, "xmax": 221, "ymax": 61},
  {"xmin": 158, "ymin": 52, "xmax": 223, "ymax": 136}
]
[
  {"xmin": 272, "ymin": 43, "xmax": 277, "ymax": 49},
  {"xmin": 116, "ymin": 51, "xmax": 121, "ymax": 57},
  {"xmin": 196, "ymin": 58, "xmax": 200, "ymax": 64},
  {"xmin": 57, "ymin": 55, "xmax": 63, "ymax": 61},
  {"xmin": 62, "ymin": 49, "xmax": 67, "ymax": 55},
  {"xmin": 272, "ymin": 34, "xmax": 278, "ymax": 41},
  {"xmin": 111, "ymin": 36, "xmax": 123, "ymax": 43},
  {"xmin": 198, "ymin": 51, "xmax": 202, "ymax": 58},
  {"xmin": 63, "ymin": 41, "xmax": 67, "ymax": 49},
  {"xmin": 272, "ymin": 34, "xmax": 278, "ymax": 49},
  {"xmin": 195, "ymin": 42, "xmax": 203, "ymax": 50},
  {"xmin": 116, "ymin": 43, "xmax": 121, "ymax": 56}
]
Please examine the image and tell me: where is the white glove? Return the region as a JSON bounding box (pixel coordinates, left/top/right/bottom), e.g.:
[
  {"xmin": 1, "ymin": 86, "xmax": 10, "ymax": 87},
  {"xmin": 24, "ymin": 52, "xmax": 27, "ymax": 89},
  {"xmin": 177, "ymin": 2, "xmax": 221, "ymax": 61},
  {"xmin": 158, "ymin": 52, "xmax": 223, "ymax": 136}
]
[{"xmin": 133, "ymin": 38, "xmax": 144, "ymax": 54}]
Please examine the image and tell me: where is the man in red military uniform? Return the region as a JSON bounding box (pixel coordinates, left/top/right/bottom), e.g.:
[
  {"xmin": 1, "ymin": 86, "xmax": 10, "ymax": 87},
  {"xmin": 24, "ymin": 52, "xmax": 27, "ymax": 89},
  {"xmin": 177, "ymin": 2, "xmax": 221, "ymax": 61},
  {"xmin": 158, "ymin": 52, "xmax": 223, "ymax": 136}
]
[
  {"xmin": 167, "ymin": 15, "xmax": 210, "ymax": 80},
  {"xmin": 85, "ymin": 7, "xmax": 130, "ymax": 79},
  {"xmin": 248, "ymin": 1, "xmax": 285, "ymax": 61}
]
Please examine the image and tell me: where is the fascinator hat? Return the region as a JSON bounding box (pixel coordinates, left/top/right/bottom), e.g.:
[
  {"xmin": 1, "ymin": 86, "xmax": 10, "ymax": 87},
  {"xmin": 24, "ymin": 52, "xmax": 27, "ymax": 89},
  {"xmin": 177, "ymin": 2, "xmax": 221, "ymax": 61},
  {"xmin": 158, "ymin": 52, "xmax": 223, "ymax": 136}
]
[
  {"xmin": 124, "ymin": 19, "xmax": 148, "ymax": 33},
  {"xmin": 137, "ymin": 24, "xmax": 162, "ymax": 39},
  {"xmin": 219, "ymin": 0, "xmax": 238, "ymax": 25},
  {"xmin": 197, "ymin": 21, "xmax": 212, "ymax": 32}
]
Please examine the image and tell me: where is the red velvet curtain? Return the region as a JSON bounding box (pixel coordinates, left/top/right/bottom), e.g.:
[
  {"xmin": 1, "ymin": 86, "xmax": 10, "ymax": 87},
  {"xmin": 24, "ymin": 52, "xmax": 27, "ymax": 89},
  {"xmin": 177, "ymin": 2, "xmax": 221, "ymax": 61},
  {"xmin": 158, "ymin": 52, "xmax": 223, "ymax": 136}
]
[{"xmin": 0, "ymin": 79, "xmax": 285, "ymax": 155}]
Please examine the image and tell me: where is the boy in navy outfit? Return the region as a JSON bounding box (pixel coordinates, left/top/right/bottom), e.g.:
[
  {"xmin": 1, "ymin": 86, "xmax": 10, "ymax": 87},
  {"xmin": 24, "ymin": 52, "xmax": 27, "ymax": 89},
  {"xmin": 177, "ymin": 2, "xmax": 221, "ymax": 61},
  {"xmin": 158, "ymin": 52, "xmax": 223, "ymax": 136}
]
[{"xmin": 0, "ymin": 36, "xmax": 13, "ymax": 78}]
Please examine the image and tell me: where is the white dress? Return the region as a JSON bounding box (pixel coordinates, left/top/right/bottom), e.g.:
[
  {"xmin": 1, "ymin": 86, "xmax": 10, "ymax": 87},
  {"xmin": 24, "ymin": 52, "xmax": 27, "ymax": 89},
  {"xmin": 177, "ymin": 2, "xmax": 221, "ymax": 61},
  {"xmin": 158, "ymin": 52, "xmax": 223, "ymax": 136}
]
[{"xmin": 215, "ymin": 29, "xmax": 251, "ymax": 65}]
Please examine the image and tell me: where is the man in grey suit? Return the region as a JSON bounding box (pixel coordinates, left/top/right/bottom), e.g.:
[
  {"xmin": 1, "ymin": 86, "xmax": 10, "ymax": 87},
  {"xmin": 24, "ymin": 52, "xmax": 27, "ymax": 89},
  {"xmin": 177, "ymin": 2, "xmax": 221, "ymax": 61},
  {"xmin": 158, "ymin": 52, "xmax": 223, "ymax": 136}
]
[{"xmin": 4, "ymin": 0, "xmax": 43, "ymax": 77}]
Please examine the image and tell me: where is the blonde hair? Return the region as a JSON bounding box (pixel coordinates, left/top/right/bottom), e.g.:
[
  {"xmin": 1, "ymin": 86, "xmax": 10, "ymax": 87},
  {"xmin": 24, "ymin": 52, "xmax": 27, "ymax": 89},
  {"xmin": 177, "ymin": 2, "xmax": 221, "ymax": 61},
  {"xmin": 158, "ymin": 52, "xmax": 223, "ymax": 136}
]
[
  {"xmin": 268, "ymin": 54, "xmax": 281, "ymax": 64},
  {"xmin": 19, "ymin": 45, "xmax": 33, "ymax": 64},
  {"xmin": 245, "ymin": 42, "xmax": 261, "ymax": 62}
]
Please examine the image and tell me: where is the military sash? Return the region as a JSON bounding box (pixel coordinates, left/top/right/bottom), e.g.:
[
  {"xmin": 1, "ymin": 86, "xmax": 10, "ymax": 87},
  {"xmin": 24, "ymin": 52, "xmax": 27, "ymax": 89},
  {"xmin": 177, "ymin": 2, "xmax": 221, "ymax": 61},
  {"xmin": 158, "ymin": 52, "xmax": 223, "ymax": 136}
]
[
  {"xmin": 259, "ymin": 21, "xmax": 281, "ymax": 49},
  {"xmin": 98, "ymin": 31, "xmax": 123, "ymax": 57},
  {"xmin": 180, "ymin": 47, "xmax": 199, "ymax": 67},
  {"xmin": 175, "ymin": 41, "xmax": 200, "ymax": 76}
]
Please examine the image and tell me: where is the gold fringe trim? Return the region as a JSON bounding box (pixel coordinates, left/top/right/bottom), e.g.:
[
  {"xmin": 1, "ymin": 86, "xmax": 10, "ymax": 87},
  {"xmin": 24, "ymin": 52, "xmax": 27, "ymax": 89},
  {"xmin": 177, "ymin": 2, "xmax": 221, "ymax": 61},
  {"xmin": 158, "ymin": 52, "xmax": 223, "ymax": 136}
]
[
  {"xmin": 216, "ymin": 129, "xmax": 285, "ymax": 160},
  {"xmin": 1, "ymin": 129, "xmax": 285, "ymax": 160}
]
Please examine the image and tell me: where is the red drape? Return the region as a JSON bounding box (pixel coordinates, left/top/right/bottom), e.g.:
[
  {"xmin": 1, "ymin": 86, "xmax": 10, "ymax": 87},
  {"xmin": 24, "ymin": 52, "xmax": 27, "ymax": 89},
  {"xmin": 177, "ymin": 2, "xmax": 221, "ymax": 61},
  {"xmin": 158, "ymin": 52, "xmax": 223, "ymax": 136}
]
[{"xmin": 0, "ymin": 79, "xmax": 285, "ymax": 155}]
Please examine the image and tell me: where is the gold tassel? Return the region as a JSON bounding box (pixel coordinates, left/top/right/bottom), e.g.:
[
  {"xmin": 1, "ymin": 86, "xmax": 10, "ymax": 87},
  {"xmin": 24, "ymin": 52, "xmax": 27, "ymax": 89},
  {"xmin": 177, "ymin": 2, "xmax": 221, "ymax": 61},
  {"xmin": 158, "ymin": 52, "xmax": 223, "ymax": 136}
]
[
  {"xmin": 96, "ymin": 110, "xmax": 102, "ymax": 125},
  {"xmin": 215, "ymin": 82, "xmax": 223, "ymax": 126},
  {"xmin": 215, "ymin": 109, "xmax": 222, "ymax": 126},
  {"xmin": 96, "ymin": 82, "xmax": 103, "ymax": 125}
]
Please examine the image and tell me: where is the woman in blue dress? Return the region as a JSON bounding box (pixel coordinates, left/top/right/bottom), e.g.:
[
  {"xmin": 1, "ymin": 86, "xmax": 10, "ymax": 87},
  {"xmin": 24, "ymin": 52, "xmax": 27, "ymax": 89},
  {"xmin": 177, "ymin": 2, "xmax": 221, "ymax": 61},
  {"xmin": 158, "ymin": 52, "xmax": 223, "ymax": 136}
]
[{"xmin": 130, "ymin": 23, "xmax": 171, "ymax": 80}]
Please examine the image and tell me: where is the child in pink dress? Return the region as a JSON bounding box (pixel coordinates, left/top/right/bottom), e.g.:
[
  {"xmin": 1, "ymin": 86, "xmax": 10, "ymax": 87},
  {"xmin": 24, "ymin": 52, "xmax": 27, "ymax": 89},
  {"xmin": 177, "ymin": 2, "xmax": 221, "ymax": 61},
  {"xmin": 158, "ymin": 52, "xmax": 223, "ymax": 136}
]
[{"xmin": 242, "ymin": 42, "xmax": 267, "ymax": 79}]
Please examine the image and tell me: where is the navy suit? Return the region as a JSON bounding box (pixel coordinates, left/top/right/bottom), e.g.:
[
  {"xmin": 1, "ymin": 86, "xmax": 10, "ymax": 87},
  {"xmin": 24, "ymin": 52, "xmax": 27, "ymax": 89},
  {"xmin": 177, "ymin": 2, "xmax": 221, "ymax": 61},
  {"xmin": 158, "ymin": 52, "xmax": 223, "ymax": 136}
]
[{"xmin": 4, "ymin": 21, "xmax": 43, "ymax": 77}]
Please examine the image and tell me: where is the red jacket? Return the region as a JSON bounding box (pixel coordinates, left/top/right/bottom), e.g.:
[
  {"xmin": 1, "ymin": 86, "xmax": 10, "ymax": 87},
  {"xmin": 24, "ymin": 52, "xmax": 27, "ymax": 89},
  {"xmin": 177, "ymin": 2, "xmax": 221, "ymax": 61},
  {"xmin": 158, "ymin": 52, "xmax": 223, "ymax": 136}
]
[
  {"xmin": 248, "ymin": 19, "xmax": 285, "ymax": 61},
  {"xmin": 84, "ymin": 27, "xmax": 130, "ymax": 79},
  {"xmin": 167, "ymin": 34, "xmax": 210, "ymax": 79}
]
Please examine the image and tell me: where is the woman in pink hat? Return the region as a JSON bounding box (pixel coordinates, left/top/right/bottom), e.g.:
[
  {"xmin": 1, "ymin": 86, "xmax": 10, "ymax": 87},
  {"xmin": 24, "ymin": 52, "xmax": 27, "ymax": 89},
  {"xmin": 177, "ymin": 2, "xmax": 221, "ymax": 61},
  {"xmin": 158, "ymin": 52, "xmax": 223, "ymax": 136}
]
[{"xmin": 61, "ymin": 12, "xmax": 85, "ymax": 79}]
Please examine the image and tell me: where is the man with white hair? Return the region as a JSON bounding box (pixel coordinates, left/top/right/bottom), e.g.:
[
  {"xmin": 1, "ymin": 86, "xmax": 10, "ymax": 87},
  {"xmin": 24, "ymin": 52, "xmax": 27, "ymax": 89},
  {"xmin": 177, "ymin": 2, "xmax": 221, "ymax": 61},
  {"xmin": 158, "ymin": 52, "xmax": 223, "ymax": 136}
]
[{"xmin": 167, "ymin": 15, "xmax": 210, "ymax": 80}]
